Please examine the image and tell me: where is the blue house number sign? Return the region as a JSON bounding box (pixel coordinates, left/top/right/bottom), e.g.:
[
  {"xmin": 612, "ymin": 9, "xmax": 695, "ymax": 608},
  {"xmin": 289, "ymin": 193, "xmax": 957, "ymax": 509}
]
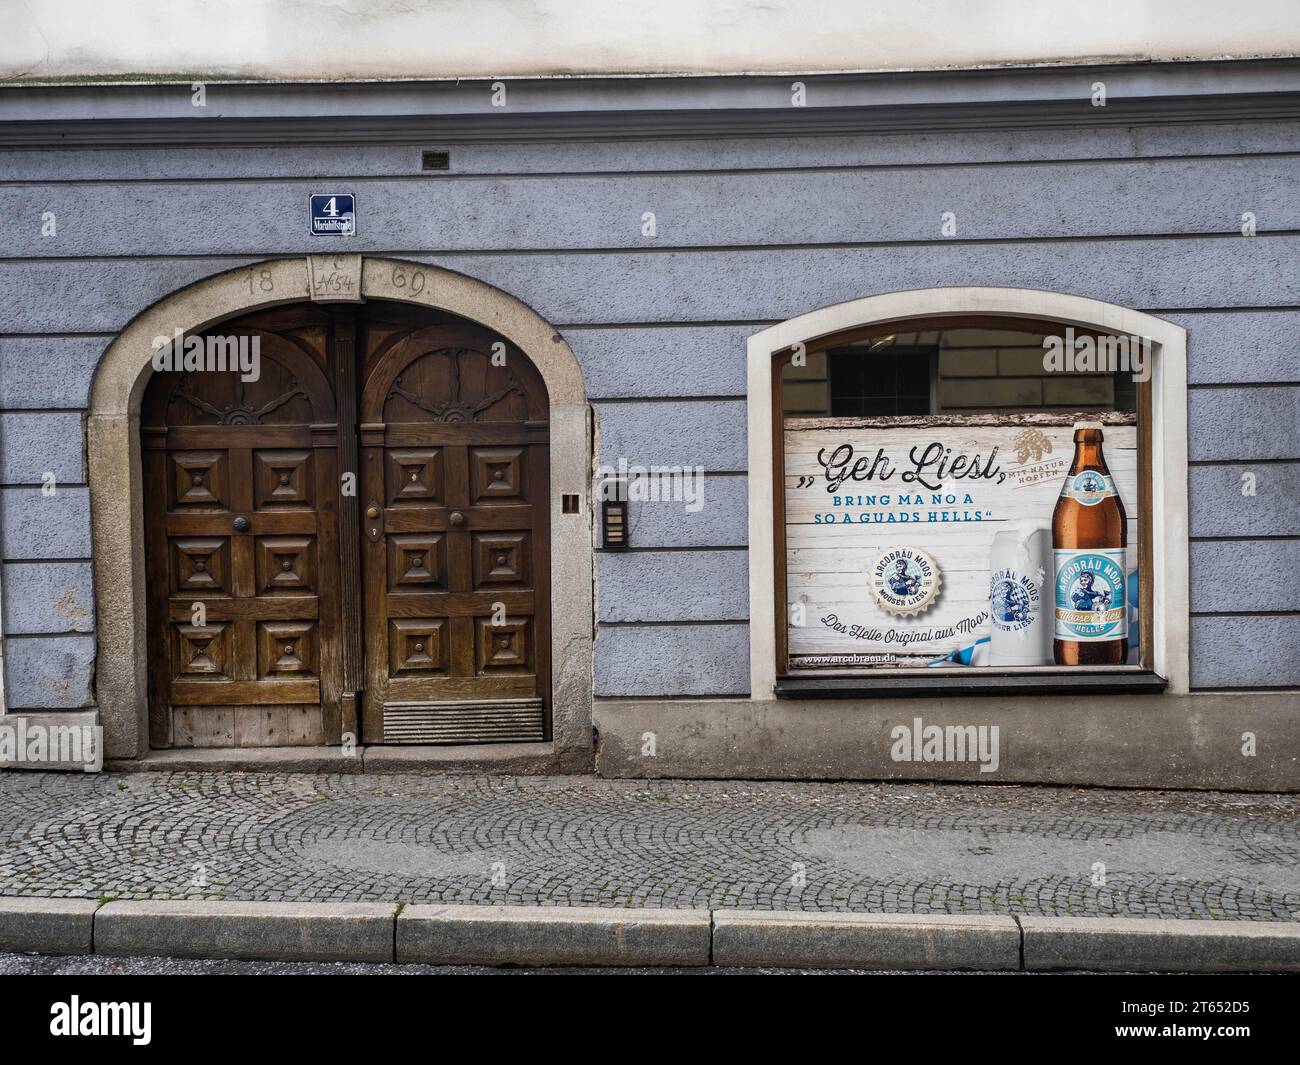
[{"xmin": 310, "ymin": 193, "xmax": 356, "ymax": 236}]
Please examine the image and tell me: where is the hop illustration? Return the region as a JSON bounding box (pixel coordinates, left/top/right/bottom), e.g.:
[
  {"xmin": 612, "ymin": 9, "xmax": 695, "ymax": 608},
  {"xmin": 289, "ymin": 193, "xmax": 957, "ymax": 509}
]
[{"xmin": 1012, "ymin": 427, "xmax": 1053, "ymax": 464}]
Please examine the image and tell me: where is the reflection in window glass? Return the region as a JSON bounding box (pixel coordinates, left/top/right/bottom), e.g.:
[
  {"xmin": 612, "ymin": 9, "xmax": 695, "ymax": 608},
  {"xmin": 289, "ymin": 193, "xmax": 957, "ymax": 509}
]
[{"xmin": 781, "ymin": 326, "xmax": 1138, "ymax": 417}]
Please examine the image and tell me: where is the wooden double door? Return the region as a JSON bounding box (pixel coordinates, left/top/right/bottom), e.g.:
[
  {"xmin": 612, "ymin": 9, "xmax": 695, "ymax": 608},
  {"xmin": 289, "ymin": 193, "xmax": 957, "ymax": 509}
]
[{"xmin": 142, "ymin": 302, "xmax": 550, "ymax": 748}]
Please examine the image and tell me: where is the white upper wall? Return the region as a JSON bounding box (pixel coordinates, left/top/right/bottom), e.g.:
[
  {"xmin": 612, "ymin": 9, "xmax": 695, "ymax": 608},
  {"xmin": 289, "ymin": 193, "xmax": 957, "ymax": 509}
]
[{"xmin": 4, "ymin": 0, "xmax": 1298, "ymax": 81}]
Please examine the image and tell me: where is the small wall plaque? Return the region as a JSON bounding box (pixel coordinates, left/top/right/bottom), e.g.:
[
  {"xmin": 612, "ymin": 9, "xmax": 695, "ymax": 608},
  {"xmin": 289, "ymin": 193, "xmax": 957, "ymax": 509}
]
[{"xmin": 309, "ymin": 193, "xmax": 356, "ymax": 237}]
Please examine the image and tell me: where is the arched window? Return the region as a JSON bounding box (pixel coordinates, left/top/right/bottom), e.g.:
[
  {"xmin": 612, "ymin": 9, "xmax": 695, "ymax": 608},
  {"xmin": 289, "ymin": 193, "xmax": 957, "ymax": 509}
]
[{"xmin": 747, "ymin": 288, "xmax": 1189, "ymax": 698}]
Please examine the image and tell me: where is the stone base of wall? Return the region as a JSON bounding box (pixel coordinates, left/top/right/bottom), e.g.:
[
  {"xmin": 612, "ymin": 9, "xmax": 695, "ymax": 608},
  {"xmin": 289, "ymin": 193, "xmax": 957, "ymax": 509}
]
[
  {"xmin": 0, "ymin": 709, "xmax": 102, "ymax": 772},
  {"xmin": 593, "ymin": 693, "xmax": 1300, "ymax": 792},
  {"xmin": 101, "ymin": 741, "xmax": 594, "ymax": 775},
  {"xmin": 6, "ymin": 696, "xmax": 1296, "ymax": 790}
]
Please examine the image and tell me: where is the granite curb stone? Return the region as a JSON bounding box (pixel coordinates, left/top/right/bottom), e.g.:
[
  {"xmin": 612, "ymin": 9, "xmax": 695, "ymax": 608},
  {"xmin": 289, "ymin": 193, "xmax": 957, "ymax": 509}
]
[
  {"xmin": 94, "ymin": 900, "xmax": 396, "ymax": 963},
  {"xmin": 0, "ymin": 897, "xmax": 97, "ymax": 955},
  {"xmin": 2, "ymin": 898, "xmax": 1297, "ymax": 969},
  {"xmin": 1019, "ymin": 915, "xmax": 1300, "ymax": 972},
  {"xmin": 397, "ymin": 903, "xmax": 712, "ymax": 966},
  {"xmin": 713, "ymin": 910, "xmax": 1022, "ymax": 969}
]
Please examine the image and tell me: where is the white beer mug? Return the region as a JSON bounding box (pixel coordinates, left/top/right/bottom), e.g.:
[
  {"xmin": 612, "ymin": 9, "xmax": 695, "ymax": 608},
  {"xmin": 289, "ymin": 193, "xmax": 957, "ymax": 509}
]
[{"xmin": 987, "ymin": 525, "xmax": 1054, "ymax": 666}]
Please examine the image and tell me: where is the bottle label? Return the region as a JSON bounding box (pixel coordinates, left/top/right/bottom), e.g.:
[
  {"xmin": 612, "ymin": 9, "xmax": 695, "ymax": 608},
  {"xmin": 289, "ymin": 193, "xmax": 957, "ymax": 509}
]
[
  {"xmin": 1054, "ymin": 549, "xmax": 1127, "ymax": 641},
  {"xmin": 1060, "ymin": 469, "xmax": 1116, "ymax": 507}
]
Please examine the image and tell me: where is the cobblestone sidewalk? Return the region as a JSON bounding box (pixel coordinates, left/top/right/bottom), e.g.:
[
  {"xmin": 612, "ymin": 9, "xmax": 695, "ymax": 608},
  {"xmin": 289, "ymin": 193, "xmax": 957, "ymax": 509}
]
[{"xmin": 0, "ymin": 773, "xmax": 1296, "ymax": 921}]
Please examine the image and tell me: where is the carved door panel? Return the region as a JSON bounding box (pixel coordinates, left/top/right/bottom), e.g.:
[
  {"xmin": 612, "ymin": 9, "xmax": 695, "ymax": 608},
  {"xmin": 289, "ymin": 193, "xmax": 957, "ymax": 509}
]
[
  {"xmin": 142, "ymin": 319, "xmax": 343, "ymax": 747},
  {"xmin": 358, "ymin": 320, "xmax": 550, "ymax": 744}
]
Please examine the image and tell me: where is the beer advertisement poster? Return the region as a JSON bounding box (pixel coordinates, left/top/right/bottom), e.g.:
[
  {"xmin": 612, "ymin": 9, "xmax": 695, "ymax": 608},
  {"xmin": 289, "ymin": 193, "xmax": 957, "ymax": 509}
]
[{"xmin": 784, "ymin": 416, "xmax": 1138, "ymax": 669}]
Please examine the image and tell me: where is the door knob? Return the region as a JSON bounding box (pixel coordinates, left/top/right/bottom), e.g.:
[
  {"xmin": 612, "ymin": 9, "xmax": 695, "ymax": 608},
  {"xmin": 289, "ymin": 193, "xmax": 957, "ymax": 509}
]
[
  {"xmin": 366, "ymin": 505, "xmax": 380, "ymax": 519},
  {"xmin": 232, "ymin": 515, "xmax": 250, "ymax": 533},
  {"xmin": 449, "ymin": 511, "xmax": 465, "ymax": 526}
]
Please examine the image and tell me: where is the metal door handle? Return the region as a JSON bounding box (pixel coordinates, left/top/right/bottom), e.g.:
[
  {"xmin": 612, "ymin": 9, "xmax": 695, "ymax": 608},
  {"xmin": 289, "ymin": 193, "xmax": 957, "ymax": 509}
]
[
  {"xmin": 232, "ymin": 515, "xmax": 250, "ymax": 533},
  {"xmin": 449, "ymin": 511, "xmax": 465, "ymax": 526},
  {"xmin": 366, "ymin": 505, "xmax": 380, "ymax": 519}
]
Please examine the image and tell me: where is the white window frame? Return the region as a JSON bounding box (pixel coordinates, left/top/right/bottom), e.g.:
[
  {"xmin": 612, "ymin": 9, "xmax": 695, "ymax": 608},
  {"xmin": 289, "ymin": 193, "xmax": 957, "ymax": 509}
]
[{"xmin": 746, "ymin": 287, "xmax": 1190, "ymax": 696}]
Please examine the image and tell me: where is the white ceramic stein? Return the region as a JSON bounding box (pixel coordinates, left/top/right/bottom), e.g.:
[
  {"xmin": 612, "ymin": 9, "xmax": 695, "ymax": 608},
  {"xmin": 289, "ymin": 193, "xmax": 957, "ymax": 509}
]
[{"xmin": 987, "ymin": 525, "xmax": 1054, "ymax": 666}]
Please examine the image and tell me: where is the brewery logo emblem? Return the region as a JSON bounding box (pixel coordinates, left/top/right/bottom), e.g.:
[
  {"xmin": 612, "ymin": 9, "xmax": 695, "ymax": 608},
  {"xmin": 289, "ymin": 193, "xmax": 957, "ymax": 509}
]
[
  {"xmin": 990, "ymin": 568, "xmax": 1040, "ymax": 632},
  {"xmin": 869, "ymin": 547, "xmax": 942, "ymax": 617},
  {"xmin": 1061, "ymin": 469, "xmax": 1115, "ymax": 506},
  {"xmin": 1053, "ymin": 549, "xmax": 1127, "ymax": 640}
]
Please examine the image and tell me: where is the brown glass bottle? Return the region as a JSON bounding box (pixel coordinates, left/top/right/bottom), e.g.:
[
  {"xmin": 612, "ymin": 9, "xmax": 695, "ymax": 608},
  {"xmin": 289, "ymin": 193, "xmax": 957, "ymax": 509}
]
[{"xmin": 1052, "ymin": 422, "xmax": 1128, "ymax": 665}]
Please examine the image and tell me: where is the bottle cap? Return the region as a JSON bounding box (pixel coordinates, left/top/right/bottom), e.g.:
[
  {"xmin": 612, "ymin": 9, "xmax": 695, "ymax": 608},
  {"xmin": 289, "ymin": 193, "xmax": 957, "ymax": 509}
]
[{"xmin": 1073, "ymin": 420, "xmax": 1105, "ymax": 431}]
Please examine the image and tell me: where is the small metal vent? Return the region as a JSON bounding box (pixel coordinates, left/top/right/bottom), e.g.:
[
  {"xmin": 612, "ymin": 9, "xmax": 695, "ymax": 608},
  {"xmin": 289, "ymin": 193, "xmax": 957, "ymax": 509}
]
[{"xmin": 382, "ymin": 699, "xmax": 544, "ymax": 744}]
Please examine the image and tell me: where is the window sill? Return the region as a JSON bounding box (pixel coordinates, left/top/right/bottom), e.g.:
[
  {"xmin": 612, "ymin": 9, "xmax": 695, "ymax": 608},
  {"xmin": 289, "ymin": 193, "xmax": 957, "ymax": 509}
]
[{"xmin": 774, "ymin": 670, "xmax": 1167, "ymax": 699}]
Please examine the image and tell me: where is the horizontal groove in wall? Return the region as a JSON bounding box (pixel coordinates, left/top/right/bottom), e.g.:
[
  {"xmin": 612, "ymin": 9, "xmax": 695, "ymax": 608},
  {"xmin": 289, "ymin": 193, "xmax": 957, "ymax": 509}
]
[
  {"xmin": 1145, "ymin": 305, "xmax": 1300, "ymax": 314},
  {"xmin": 1190, "ymin": 534, "xmax": 1300, "ymax": 542},
  {"xmin": 560, "ymin": 320, "xmax": 779, "ymax": 330},
  {"xmin": 0, "ymin": 484, "xmax": 89, "ymax": 491},
  {"xmin": 599, "ymin": 477, "xmax": 746, "ymax": 485},
  {"xmin": 3, "ymin": 149, "xmax": 1298, "ymax": 186},
  {"xmin": 1188, "ymin": 381, "xmax": 1300, "ymax": 390},
  {"xmin": 588, "ymin": 469, "xmax": 747, "ymax": 476},
  {"xmin": 594, "ymin": 395, "xmax": 745, "ymax": 405},
  {"xmin": 1191, "ymin": 610, "xmax": 1300, "ymax": 617},
  {"xmin": 597, "ymin": 619, "xmax": 748, "ymax": 628},
  {"xmin": 0, "ymin": 558, "xmax": 93, "ymax": 565},
  {"xmin": 0, "ymin": 407, "xmax": 90, "ymax": 414},
  {"xmin": 6, "ymin": 311, "xmax": 1300, "ymax": 340},
  {"xmin": 598, "ymin": 545, "xmax": 749, "ymax": 553},
  {"xmin": 0, "ymin": 631, "xmax": 93, "ymax": 640},
  {"xmin": 0, "ymin": 332, "xmax": 116, "ymax": 339},
  {"xmin": 2, "ymin": 230, "xmax": 1299, "ymax": 265},
  {"xmin": 1189, "ymin": 457, "xmax": 1300, "ymax": 467}
]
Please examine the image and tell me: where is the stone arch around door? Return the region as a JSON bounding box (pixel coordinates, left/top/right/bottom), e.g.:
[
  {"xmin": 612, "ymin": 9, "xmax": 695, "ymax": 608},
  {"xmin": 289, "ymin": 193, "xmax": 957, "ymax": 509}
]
[{"xmin": 89, "ymin": 257, "xmax": 592, "ymax": 765}]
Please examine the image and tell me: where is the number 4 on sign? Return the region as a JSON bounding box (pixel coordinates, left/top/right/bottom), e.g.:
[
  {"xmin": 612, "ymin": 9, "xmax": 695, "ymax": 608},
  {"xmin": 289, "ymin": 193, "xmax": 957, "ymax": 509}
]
[{"xmin": 310, "ymin": 194, "xmax": 357, "ymax": 238}]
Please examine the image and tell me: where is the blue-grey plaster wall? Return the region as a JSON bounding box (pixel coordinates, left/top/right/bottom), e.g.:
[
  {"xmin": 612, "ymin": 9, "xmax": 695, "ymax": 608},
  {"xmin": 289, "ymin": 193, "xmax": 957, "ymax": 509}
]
[{"xmin": 0, "ymin": 117, "xmax": 1297, "ymax": 710}]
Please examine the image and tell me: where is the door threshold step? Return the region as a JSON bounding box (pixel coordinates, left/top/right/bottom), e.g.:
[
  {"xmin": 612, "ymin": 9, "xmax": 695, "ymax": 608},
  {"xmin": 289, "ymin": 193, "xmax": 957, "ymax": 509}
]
[
  {"xmin": 363, "ymin": 741, "xmax": 559, "ymax": 774},
  {"xmin": 104, "ymin": 742, "xmax": 563, "ymax": 775}
]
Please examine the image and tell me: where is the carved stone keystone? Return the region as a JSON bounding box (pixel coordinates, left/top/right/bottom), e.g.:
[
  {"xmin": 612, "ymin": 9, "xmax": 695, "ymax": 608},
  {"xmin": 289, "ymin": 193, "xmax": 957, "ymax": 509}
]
[{"xmin": 307, "ymin": 254, "xmax": 364, "ymax": 303}]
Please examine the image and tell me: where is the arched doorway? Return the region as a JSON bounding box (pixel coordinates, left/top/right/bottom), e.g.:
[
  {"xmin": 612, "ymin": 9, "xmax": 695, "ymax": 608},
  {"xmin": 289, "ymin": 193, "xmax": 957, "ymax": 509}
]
[
  {"xmin": 140, "ymin": 300, "xmax": 553, "ymax": 748},
  {"xmin": 90, "ymin": 258, "xmax": 592, "ymax": 763}
]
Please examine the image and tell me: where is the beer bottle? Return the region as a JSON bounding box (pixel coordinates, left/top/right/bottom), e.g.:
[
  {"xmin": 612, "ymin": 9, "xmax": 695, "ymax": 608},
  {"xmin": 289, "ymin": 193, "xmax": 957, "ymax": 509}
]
[{"xmin": 1052, "ymin": 421, "xmax": 1128, "ymax": 665}]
